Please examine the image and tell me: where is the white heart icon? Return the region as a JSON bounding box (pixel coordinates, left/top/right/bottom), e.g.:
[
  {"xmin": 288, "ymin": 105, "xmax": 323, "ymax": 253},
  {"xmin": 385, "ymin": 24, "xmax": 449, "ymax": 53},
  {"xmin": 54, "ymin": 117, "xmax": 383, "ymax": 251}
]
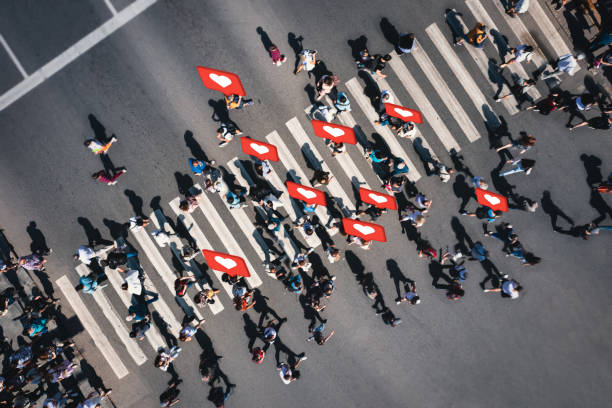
[
  {"xmin": 353, "ymin": 224, "xmax": 375, "ymax": 236},
  {"xmin": 297, "ymin": 187, "xmax": 316, "ymax": 200},
  {"xmin": 209, "ymin": 73, "xmax": 232, "ymax": 88},
  {"xmin": 394, "ymin": 108, "xmax": 413, "ymax": 118},
  {"xmin": 323, "ymin": 126, "xmax": 344, "ymax": 138},
  {"xmin": 250, "ymin": 143, "xmax": 269, "ymax": 155},
  {"xmin": 368, "ymin": 193, "xmax": 388, "ymax": 204},
  {"xmin": 214, "ymin": 256, "xmax": 237, "ymax": 269},
  {"xmin": 483, "ymin": 194, "xmax": 501, "ymax": 205}
]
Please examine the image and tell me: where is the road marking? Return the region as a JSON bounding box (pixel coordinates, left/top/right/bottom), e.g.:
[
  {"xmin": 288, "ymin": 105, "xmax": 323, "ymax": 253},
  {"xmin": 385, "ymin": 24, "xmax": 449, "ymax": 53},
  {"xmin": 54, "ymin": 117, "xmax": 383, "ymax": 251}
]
[
  {"xmin": 266, "ymin": 130, "xmax": 337, "ymax": 225},
  {"xmin": 286, "ymin": 117, "xmax": 355, "ymax": 215},
  {"xmin": 191, "ymin": 184, "xmax": 263, "ymax": 288},
  {"xmin": 464, "ymin": 0, "xmax": 541, "ymax": 100},
  {"xmin": 0, "ymin": 0, "xmax": 157, "ymax": 112},
  {"xmin": 74, "ymin": 264, "xmax": 148, "ymax": 367},
  {"xmin": 103, "ymin": 0, "xmax": 118, "ymax": 15},
  {"xmin": 527, "ymin": 0, "xmax": 572, "ymax": 57},
  {"xmin": 259, "ymin": 132, "xmax": 324, "ymax": 247},
  {"xmin": 452, "ymin": 11, "xmax": 520, "ymax": 115},
  {"xmin": 0, "ymin": 34, "xmax": 27, "ymax": 78},
  {"xmin": 410, "ymin": 42, "xmax": 481, "ymax": 143},
  {"xmin": 152, "ymin": 207, "xmax": 225, "ymax": 314},
  {"xmin": 228, "ymin": 158, "xmax": 299, "ymax": 260},
  {"xmin": 56, "ymin": 275, "xmax": 129, "ymax": 379},
  {"xmin": 388, "ymin": 52, "xmax": 462, "ymax": 151},
  {"xmin": 345, "ymin": 77, "xmax": 422, "ymax": 181},
  {"xmin": 304, "ymin": 105, "xmax": 372, "ymax": 189},
  {"xmin": 104, "ymin": 266, "xmax": 168, "ymax": 351},
  {"xmin": 426, "ymin": 23, "xmax": 494, "ymax": 130},
  {"xmin": 490, "ymin": 0, "xmax": 546, "ymax": 68},
  {"xmin": 130, "ymin": 226, "xmax": 207, "ymax": 322}
]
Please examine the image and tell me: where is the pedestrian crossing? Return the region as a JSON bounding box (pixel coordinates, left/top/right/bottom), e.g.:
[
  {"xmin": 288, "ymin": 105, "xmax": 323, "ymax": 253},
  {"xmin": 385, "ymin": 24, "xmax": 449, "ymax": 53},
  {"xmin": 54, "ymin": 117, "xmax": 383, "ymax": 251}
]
[{"xmin": 56, "ymin": 0, "xmax": 575, "ymax": 379}]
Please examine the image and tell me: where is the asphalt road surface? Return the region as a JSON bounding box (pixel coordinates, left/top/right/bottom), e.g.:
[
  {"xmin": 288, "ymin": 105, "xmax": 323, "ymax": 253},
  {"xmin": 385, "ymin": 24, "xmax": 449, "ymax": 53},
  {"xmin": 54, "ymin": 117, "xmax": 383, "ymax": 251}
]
[{"xmin": 1, "ymin": 0, "xmax": 611, "ymax": 407}]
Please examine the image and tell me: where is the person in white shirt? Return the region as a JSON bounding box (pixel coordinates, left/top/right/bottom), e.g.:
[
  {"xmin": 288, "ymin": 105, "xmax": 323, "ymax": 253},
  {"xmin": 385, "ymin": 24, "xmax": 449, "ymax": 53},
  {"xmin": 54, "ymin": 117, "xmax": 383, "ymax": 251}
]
[
  {"xmin": 277, "ymin": 354, "xmax": 307, "ymax": 384},
  {"xmin": 483, "ymin": 279, "xmax": 522, "ymax": 299},
  {"xmin": 500, "ymin": 44, "xmax": 534, "ymax": 68},
  {"xmin": 73, "ymin": 243, "xmax": 113, "ymax": 265},
  {"xmin": 121, "ymin": 269, "xmax": 143, "ymax": 296}
]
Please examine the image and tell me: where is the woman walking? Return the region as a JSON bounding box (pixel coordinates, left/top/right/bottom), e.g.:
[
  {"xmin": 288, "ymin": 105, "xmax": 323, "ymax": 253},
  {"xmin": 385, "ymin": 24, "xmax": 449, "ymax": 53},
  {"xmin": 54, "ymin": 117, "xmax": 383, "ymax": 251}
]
[{"xmin": 498, "ymin": 158, "xmax": 536, "ymax": 177}]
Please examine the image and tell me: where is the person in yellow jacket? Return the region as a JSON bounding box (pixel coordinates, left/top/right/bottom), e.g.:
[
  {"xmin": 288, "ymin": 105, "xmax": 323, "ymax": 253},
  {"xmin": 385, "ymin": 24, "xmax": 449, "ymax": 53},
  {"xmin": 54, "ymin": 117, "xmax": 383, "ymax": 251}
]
[{"xmin": 454, "ymin": 23, "xmax": 487, "ymax": 48}]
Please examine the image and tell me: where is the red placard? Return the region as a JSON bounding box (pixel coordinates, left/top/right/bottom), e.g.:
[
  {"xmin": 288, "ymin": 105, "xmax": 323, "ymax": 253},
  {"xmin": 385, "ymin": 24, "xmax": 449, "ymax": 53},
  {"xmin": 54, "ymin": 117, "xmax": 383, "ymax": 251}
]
[
  {"xmin": 384, "ymin": 102, "xmax": 423, "ymax": 124},
  {"xmin": 201, "ymin": 249, "xmax": 250, "ymax": 277},
  {"xmin": 358, "ymin": 187, "xmax": 397, "ymax": 210},
  {"xmin": 475, "ymin": 188, "xmax": 508, "ymax": 212},
  {"xmin": 196, "ymin": 66, "xmax": 246, "ymax": 96},
  {"xmin": 311, "ymin": 120, "xmax": 357, "ymax": 145},
  {"xmin": 285, "ymin": 181, "xmax": 326, "ymax": 206},
  {"xmin": 240, "ymin": 137, "xmax": 279, "ymax": 162},
  {"xmin": 342, "ymin": 218, "xmax": 387, "ymax": 242}
]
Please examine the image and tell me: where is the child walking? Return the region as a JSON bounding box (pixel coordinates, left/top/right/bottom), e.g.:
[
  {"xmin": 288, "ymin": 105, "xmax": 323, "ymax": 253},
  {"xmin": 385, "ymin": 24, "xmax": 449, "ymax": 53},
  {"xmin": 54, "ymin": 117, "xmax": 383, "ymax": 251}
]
[{"xmin": 269, "ymin": 44, "xmax": 287, "ymax": 66}]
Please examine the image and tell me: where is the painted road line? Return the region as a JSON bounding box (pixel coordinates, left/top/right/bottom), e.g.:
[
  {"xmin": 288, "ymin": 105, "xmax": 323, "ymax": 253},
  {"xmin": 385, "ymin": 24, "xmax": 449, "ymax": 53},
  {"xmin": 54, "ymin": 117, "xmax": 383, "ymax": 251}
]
[
  {"xmin": 527, "ymin": 0, "xmax": 572, "ymax": 57},
  {"xmin": 286, "ymin": 117, "xmax": 356, "ymax": 215},
  {"xmin": 74, "ymin": 264, "xmax": 147, "ymax": 366},
  {"xmin": 266, "ymin": 130, "xmax": 337, "ymax": 226},
  {"xmin": 345, "ymin": 77, "xmax": 422, "ymax": 181},
  {"xmin": 192, "ymin": 184, "xmax": 263, "ymax": 288},
  {"xmin": 426, "ymin": 23, "xmax": 494, "ymax": 129},
  {"xmin": 387, "ymin": 52, "xmax": 462, "ymax": 151},
  {"xmin": 0, "ymin": 35, "xmax": 27, "ymax": 78},
  {"xmin": 0, "ymin": 0, "xmax": 157, "ymax": 112},
  {"xmin": 104, "ymin": 266, "xmax": 167, "ymax": 351},
  {"xmin": 130, "ymin": 227, "xmax": 203, "ymax": 324},
  {"xmin": 133, "ymin": 217, "xmax": 207, "ymax": 320},
  {"xmin": 260, "ymin": 132, "xmax": 325, "ymax": 246},
  {"xmin": 56, "ymin": 275, "xmax": 129, "ymax": 379},
  {"xmin": 464, "ymin": 0, "xmax": 541, "ymax": 100},
  {"xmin": 374, "ymin": 76, "xmax": 442, "ymax": 172},
  {"xmin": 304, "ymin": 105, "xmax": 372, "ymax": 189},
  {"xmin": 103, "ymin": 0, "xmax": 118, "ymax": 15},
  {"xmin": 490, "ymin": 0, "xmax": 546, "ymax": 68},
  {"xmin": 153, "ymin": 207, "xmax": 226, "ymax": 314},
  {"xmin": 228, "ymin": 158, "xmax": 299, "ymax": 260},
  {"xmin": 410, "ymin": 42, "xmax": 481, "ymax": 143},
  {"xmin": 452, "ymin": 12, "xmax": 520, "ymax": 115}
]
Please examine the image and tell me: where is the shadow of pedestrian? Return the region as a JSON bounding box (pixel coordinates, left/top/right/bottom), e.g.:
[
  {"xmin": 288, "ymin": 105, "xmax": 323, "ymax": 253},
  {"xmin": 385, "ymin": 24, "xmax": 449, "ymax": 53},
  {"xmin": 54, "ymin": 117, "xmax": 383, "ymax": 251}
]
[
  {"xmin": 452, "ymin": 174, "xmax": 473, "ymax": 213},
  {"xmin": 490, "ymin": 29, "xmax": 509, "ymax": 61},
  {"xmin": 102, "ymin": 218, "xmax": 128, "ymax": 240},
  {"xmin": 580, "ymin": 153, "xmax": 603, "ymax": 187},
  {"xmin": 444, "ymin": 9, "xmax": 465, "ymax": 44},
  {"xmin": 252, "ymin": 288, "xmax": 283, "ymax": 327},
  {"xmin": 386, "ymin": 259, "xmax": 408, "ymax": 299},
  {"xmin": 541, "ymin": 190, "xmax": 574, "ymax": 229},
  {"xmin": 77, "ymin": 217, "xmax": 112, "ymax": 247},
  {"xmin": 208, "ymin": 99, "xmax": 229, "ymax": 123},
  {"xmin": 451, "ymin": 216, "xmax": 474, "ymax": 255},
  {"xmin": 449, "ymin": 148, "xmax": 473, "ymax": 178},
  {"xmin": 242, "ymin": 313, "xmax": 260, "ymax": 352},
  {"xmin": 589, "ymin": 189, "xmax": 612, "ymax": 224},
  {"xmin": 174, "ymin": 172, "xmax": 195, "ymax": 196},
  {"xmin": 124, "ymin": 190, "xmax": 145, "ymax": 218},
  {"xmin": 347, "ymin": 35, "xmax": 368, "ymax": 61},
  {"xmin": 288, "ymin": 32, "xmax": 304, "ymax": 73},
  {"xmin": 88, "ymin": 114, "xmax": 114, "ymax": 143},
  {"xmin": 256, "ymin": 26, "xmax": 273, "ymax": 51},
  {"xmin": 26, "ymin": 221, "xmax": 51, "ymax": 256},
  {"xmin": 380, "ymin": 18, "xmax": 400, "ymax": 47},
  {"xmin": 152, "ymin": 311, "xmax": 177, "ymax": 348}
]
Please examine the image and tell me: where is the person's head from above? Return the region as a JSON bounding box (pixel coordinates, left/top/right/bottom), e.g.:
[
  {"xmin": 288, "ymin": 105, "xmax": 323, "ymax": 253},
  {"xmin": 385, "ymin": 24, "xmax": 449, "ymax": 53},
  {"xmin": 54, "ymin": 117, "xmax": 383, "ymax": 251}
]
[
  {"xmin": 399, "ymin": 33, "xmax": 415, "ymax": 49},
  {"xmin": 381, "ymin": 54, "xmax": 392, "ymax": 62},
  {"xmin": 83, "ymin": 139, "xmax": 94, "ymax": 147},
  {"xmin": 410, "ymin": 295, "xmax": 421, "ymax": 305},
  {"xmin": 121, "ymin": 283, "xmax": 129, "ymax": 291},
  {"xmin": 477, "ymin": 23, "xmax": 486, "ymax": 30},
  {"xmin": 414, "ymin": 215, "xmax": 425, "ymax": 227},
  {"xmin": 492, "ymin": 210, "xmax": 503, "ymax": 218},
  {"xmin": 192, "ymin": 159, "xmax": 202, "ymax": 167},
  {"xmin": 509, "ymin": 233, "xmax": 519, "ymax": 243},
  {"xmin": 269, "ymin": 44, "xmax": 278, "ymax": 52},
  {"xmin": 523, "ymin": 45, "xmax": 534, "ymax": 53},
  {"xmin": 521, "ymin": 133, "xmax": 536, "ymax": 146},
  {"xmin": 154, "ymin": 355, "xmax": 164, "ymax": 367},
  {"xmin": 477, "ymin": 179, "xmax": 488, "ymax": 189},
  {"xmin": 323, "ymin": 76, "xmax": 334, "ymax": 86},
  {"xmin": 361, "ymin": 48, "xmax": 369, "ymax": 57},
  {"xmin": 338, "ymin": 95, "xmax": 347, "ymax": 104},
  {"xmin": 305, "ymin": 226, "xmax": 314, "ymax": 236},
  {"xmin": 178, "ymin": 200, "xmax": 189, "ymax": 212},
  {"xmin": 581, "ymin": 94, "xmax": 595, "ymax": 106},
  {"xmin": 267, "ymin": 221, "xmax": 277, "ymax": 231},
  {"xmin": 524, "ymin": 79, "xmax": 536, "ymax": 87}
]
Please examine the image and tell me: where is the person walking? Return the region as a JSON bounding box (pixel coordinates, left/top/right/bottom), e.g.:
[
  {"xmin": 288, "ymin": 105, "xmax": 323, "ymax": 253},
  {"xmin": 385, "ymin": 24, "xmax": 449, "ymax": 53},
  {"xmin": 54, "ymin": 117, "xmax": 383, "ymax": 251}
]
[
  {"xmin": 295, "ymin": 49, "xmax": 317, "ymax": 75},
  {"xmin": 310, "ymin": 169, "xmax": 333, "ymax": 187},
  {"xmin": 506, "ymin": 0, "xmax": 530, "ymax": 16},
  {"xmin": 397, "ymin": 33, "xmax": 416, "ymax": 54},
  {"xmin": 455, "ymin": 23, "xmax": 487, "ymax": 47},
  {"xmin": 92, "ymin": 168, "xmax": 127, "ymax": 185},
  {"xmin": 483, "ymin": 278, "xmax": 522, "ymax": 299},
  {"xmin": 496, "ymin": 133, "xmax": 536, "ymax": 154},
  {"xmin": 306, "ymin": 323, "xmax": 335, "ymax": 345},
  {"xmin": 461, "ymin": 206, "xmax": 503, "ymax": 223},
  {"xmin": 188, "ymin": 158, "xmax": 216, "ymax": 176},
  {"xmin": 18, "ymin": 252, "xmax": 48, "ymax": 272},
  {"xmin": 277, "ymin": 356, "xmax": 307, "ymax": 384},
  {"xmin": 397, "ymin": 281, "xmax": 420, "ymax": 305},
  {"xmin": 334, "ymin": 92, "xmax": 351, "ymax": 114},
  {"xmin": 371, "ymin": 54, "xmax": 392, "ymax": 79},
  {"xmin": 526, "ymin": 92, "xmax": 562, "ymax": 115},
  {"xmin": 541, "ymin": 53, "xmax": 584, "ymax": 79},
  {"xmin": 179, "ymin": 316, "xmax": 206, "ymax": 342},
  {"xmin": 316, "ymin": 74, "xmax": 339, "ymax": 101},
  {"xmin": 499, "ymin": 45, "xmax": 534, "ymax": 68},
  {"xmin": 569, "ymin": 115, "xmax": 612, "ymax": 131},
  {"xmin": 84, "ymin": 136, "xmax": 117, "ymax": 155},
  {"xmin": 269, "ymin": 44, "xmax": 287, "ymax": 66},
  {"xmin": 498, "ymin": 158, "xmax": 536, "ymax": 177},
  {"xmin": 154, "ymin": 346, "xmax": 182, "ymax": 371},
  {"xmin": 565, "ymin": 94, "xmax": 595, "ymax": 128},
  {"xmin": 216, "ymin": 122, "xmax": 242, "ymax": 147},
  {"xmin": 495, "ymin": 77, "xmax": 535, "ymax": 108},
  {"xmin": 225, "ymin": 94, "xmax": 253, "ymax": 110},
  {"xmin": 225, "ymin": 189, "xmax": 248, "ymax": 210}
]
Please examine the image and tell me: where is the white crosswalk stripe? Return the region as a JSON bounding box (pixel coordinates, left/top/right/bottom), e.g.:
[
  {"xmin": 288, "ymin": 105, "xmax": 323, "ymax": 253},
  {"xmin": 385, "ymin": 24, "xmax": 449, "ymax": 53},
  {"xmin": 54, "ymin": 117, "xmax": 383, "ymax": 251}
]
[
  {"xmin": 130, "ymin": 225, "xmax": 210, "ymax": 320},
  {"xmin": 157, "ymin": 205, "xmax": 229, "ymax": 311},
  {"xmin": 322, "ymin": 95, "xmax": 371, "ymax": 152},
  {"xmin": 266, "ymin": 130, "xmax": 338, "ymax": 223},
  {"xmin": 228, "ymin": 158, "xmax": 299, "ymax": 261},
  {"xmin": 192, "ymin": 183, "xmax": 264, "ymax": 288},
  {"xmin": 104, "ymin": 266, "xmax": 168, "ymax": 351},
  {"xmin": 345, "ymin": 77, "xmax": 422, "ymax": 181},
  {"xmin": 56, "ymin": 275, "xmax": 130, "ymax": 379},
  {"xmin": 489, "ymin": 0, "xmax": 547, "ymax": 69},
  {"xmin": 286, "ymin": 117, "xmax": 356, "ymax": 215},
  {"xmin": 304, "ymin": 105, "xmax": 372, "ymax": 189},
  {"xmin": 464, "ymin": 0, "xmax": 541, "ymax": 100},
  {"xmin": 527, "ymin": 0, "xmax": 572, "ymax": 57},
  {"xmin": 387, "ymin": 51, "xmax": 461, "ymax": 152},
  {"xmin": 74, "ymin": 264, "xmax": 148, "ymax": 366},
  {"xmin": 451, "ymin": 11, "xmax": 520, "ymax": 115},
  {"xmin": 425, "ymin": 23, "xmax": 496, "ymax": 128},
  {"xmin": 411, "ymin": 41, "xmax": 481, "ymax": 143}
]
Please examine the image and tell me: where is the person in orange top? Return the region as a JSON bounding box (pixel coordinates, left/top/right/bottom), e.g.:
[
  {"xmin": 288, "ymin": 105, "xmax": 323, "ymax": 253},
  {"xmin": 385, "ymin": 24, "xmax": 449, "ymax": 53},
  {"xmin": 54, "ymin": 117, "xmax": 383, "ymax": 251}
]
[{"xmin": 455, "ymin": 23, "xmax": 487, "ymax": 48}]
